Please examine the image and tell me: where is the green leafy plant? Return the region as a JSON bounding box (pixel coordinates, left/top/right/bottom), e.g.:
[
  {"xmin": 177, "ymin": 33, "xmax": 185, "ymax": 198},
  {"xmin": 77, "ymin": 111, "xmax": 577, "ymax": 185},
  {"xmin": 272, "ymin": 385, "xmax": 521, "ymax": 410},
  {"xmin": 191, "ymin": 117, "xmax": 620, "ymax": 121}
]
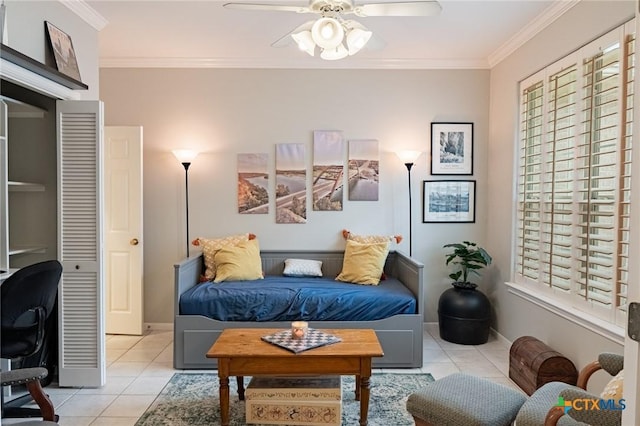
[{"xmin": 443, "ymin": 241, "xmax": 492, "ymax": 286}]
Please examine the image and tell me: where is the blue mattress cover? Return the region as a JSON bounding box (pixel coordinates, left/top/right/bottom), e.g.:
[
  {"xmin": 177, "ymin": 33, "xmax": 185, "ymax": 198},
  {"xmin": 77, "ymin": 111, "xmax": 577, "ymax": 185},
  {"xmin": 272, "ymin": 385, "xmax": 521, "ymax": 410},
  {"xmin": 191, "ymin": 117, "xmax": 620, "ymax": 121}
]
[{"xmin": 179, "ymin": 275, "xmax": 417, "ymax": 322}]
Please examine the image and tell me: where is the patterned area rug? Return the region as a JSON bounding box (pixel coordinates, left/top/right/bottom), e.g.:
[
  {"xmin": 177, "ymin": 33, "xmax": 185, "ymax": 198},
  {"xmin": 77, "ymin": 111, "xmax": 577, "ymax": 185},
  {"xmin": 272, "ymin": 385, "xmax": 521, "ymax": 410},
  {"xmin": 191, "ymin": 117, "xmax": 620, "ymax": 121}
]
[{"xmin": 135, "ymin": 372, "xmax": 434, "ymax": 425}]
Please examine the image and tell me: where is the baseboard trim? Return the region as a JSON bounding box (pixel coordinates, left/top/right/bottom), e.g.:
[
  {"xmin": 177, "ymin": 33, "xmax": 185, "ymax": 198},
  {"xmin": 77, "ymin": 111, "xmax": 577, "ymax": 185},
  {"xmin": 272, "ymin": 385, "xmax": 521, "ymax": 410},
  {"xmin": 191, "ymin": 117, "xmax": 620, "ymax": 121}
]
[
  {"xmin": 489, "ymin": 328, "xmax": 512, "ymax": 347},
  {"xmin": 145, "ymin": 321, "xmax": 512, "ymax": 343},
  {"xmin": 145, "ymin": 322, "xmax": 173, "ymax": 331},
  {"xmin": 424, "ymin": 321, "xmax": 513, "ymax": 347}
]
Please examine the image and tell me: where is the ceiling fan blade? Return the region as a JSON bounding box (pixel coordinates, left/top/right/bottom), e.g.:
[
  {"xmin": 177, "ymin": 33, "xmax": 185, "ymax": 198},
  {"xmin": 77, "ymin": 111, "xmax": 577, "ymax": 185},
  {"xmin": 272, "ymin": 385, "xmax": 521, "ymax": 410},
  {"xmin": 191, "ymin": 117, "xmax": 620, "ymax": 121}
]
[
  {"xmin": 365, "ymin": 33, "xmax": 387, "ymax": 51},
  {"xmin": 223, "ymin": 2, "xmax": 311, "ymax": 13},
  {"xmin": 271, "ymin": 34, "xmax": 295, "ymax": 48},
  {"xmin": 353, "ymin": 1, "xmax": 441, "ymax": 17},
  {"xmin": 271, "ymin": 20, "xmax": 315, "ymax": 48}
]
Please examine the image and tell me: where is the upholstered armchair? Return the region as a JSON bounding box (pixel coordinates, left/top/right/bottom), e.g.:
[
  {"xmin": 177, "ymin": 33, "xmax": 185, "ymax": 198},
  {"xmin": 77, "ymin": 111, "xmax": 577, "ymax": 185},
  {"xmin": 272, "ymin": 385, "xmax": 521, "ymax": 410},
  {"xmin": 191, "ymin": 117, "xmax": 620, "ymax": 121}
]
[
  {"xmin": 520, "ymin": 352, "xmax": 624, "ymax": 426},
  {"xmin": 406, "ymin": 352, "xmax": 623, "ymax": 426}
]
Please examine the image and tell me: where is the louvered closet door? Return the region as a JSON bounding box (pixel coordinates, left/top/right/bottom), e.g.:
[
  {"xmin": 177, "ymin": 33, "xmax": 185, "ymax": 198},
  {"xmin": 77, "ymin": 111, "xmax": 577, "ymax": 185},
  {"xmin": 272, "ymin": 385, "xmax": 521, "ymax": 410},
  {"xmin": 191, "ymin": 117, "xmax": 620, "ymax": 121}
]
[{"xmin": 56, "ymin": 100, "xmax": 105, "ymax": 387}]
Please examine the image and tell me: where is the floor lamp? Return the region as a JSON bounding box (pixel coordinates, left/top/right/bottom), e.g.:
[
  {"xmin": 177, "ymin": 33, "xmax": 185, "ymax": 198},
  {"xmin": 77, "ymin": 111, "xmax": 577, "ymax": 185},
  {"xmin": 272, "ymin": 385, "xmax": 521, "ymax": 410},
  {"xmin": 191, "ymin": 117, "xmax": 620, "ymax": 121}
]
[
  {"xmin": 396, "ymin": 151, "xmax": 422, "ymax": 257},
  {"xmin": 172, "ymin": 150, "xmax": 199, "ymax": 258}
]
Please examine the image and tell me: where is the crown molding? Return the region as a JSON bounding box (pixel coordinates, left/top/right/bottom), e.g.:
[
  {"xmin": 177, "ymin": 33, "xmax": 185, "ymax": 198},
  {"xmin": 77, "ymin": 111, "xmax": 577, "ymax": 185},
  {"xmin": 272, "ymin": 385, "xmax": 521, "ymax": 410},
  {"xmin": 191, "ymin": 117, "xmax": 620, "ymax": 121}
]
[
  {"xmin": 66, "ymin": 0, "xmax": 573, "ymax": 70},
  {"xmin": 488, "ymin": 0, "xmax": 580, "ymax": 67},
  {"xmin": 58, "ymin": 0, "xmax": 108, "ymax": 31},
  {"xmin": 99, "ymin": 56, "xmax": 490, "ymax": 70}
]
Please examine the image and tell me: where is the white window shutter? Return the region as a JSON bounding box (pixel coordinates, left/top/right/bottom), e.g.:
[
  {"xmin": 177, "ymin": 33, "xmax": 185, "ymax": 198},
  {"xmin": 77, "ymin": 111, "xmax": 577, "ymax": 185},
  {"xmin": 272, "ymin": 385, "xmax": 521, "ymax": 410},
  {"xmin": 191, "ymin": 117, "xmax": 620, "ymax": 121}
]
[
  {"xmin": 56, "ymin": 100, "xmax": 105, "ymax": 387},
  {"xmin": 515, "ymin": 23, "xmax": 632, "ymax": 326}
]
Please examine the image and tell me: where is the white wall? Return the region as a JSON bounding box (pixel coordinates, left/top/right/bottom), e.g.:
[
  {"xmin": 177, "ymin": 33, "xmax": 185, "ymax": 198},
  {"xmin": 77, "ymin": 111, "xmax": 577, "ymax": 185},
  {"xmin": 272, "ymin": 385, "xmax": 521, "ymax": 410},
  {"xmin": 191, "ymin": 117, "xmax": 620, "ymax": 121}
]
[
  {"xmin": 4, "ymin": 0, "xmax": 100, "ymax": 100},
  {"xmin": 487, "ymin": 0, "xmax": 633, "ymax": 377},
  {"xmin": 99, "ymin": 68, "xmax": 490, "ymax": 324},
  {"xmin": 8, "ymin": 0, "xmax": 629, "ymax": 373}
]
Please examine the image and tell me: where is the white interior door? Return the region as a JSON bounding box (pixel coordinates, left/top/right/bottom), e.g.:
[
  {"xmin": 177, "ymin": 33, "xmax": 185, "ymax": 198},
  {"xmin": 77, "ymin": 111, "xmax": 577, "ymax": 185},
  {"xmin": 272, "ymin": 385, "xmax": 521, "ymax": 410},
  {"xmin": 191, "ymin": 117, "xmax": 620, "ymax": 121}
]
[{"xmin": 105, "ymin": 126, "xmax": 143, "ymax": 335}]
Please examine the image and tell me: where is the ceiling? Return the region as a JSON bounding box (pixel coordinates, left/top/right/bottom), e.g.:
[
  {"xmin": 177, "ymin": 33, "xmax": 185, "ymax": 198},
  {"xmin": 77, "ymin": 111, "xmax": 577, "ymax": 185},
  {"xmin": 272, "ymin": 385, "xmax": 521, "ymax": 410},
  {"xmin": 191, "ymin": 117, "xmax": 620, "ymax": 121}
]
[{"xmin": 83, "ymin": 0, "xmax": 577, "ymax": 69}]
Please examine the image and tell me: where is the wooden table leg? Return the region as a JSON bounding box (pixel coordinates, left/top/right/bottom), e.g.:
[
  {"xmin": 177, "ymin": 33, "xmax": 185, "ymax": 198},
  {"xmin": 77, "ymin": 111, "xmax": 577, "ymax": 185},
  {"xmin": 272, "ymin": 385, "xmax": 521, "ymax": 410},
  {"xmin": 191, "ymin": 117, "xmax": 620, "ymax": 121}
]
[
  {"xmin": 219, "ymin": 374, "xmax": 230, "ymax": 426},
  {"xmin": 355, "ymin": 375, "xmax": 361, "ymax": 401},
  {"xmin": 359, "ymin": 375, "xmax": 371, "ymax": 426},
  {"xmin": 237, "ymin": 376, "xmax": 245, "ymax": 400}
]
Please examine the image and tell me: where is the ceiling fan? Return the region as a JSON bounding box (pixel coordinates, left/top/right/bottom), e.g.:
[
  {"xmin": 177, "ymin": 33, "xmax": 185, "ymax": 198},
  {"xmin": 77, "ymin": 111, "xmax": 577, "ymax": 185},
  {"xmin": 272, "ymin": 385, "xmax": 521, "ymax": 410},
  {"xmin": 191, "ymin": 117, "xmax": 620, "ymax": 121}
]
[{"xmin": 223, "ymin": 0, "xmax": 442, "ymax": 60}]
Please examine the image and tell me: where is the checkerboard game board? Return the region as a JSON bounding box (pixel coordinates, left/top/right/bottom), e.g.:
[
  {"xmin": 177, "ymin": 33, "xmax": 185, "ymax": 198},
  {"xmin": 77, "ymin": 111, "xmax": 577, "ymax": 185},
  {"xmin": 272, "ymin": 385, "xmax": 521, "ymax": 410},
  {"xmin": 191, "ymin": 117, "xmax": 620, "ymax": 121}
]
[{"xmin": 261, "ymin": 328, "xmax": 342, "ymax": 354}]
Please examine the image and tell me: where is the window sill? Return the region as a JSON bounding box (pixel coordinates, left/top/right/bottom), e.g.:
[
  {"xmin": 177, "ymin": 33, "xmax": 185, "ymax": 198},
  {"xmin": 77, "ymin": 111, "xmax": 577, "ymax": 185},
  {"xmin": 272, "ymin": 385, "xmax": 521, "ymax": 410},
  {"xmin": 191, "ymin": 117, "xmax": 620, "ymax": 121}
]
[{"xmin": 505, "ymin": 281, "xmax": 625, "ymax": 345}]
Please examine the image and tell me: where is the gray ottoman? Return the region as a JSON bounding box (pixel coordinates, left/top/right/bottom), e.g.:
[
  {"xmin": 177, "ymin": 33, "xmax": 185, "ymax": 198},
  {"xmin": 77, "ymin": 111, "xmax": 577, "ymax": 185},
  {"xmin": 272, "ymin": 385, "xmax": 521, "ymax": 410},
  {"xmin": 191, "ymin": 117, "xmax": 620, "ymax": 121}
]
[{"xmin": 406, "ymin": 373, "xmax": 527, "ymax": 426}]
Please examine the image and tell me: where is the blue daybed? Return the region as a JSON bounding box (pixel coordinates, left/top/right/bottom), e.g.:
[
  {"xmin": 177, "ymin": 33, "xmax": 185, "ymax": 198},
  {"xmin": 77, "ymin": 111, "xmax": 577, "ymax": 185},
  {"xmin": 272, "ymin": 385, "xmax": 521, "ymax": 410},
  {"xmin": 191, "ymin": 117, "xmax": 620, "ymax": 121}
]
[{"xmin": 173, "ymin": 250, "xmax": 424, "ymax": 369}]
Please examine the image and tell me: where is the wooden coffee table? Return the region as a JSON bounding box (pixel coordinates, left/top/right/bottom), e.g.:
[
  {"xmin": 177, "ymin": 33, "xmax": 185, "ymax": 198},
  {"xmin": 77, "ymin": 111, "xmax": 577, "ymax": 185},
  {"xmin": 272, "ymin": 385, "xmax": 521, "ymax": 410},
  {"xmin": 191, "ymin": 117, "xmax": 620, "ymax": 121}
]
[{"xmin": 206, "ymin": 328, "xmax": 384, "ymax": 426}]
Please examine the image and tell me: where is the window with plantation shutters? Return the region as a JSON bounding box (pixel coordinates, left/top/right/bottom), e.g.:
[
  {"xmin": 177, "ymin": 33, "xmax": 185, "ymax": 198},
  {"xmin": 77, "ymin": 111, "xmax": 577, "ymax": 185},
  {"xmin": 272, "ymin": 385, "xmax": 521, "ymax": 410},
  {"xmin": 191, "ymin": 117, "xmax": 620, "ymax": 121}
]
[{"xmin": 515, "ymin": 22, "xmax": 633, "ymax": 328}]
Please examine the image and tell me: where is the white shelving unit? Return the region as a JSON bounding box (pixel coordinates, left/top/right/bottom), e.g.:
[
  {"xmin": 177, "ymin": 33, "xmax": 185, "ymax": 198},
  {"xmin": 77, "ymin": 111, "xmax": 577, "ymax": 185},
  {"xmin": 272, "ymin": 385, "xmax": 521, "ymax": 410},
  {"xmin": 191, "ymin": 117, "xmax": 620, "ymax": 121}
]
[
  {"xmin": 2, "ymin": 43, "xmax": 105, "ymax": 388},
  {"xmin": 8, "ymin": 246, "xmax": 47, "ymax": 256},
  {"xmin": 8, "ymin": 181, "xmax": 45, "ymax": 192},
  {"xmin": 0, "ymin": 99, "xmax": 8, "ymax": 272},
  {"xmin": 0, "ymin": 96, "xmax": 51, "ymax": 271}
]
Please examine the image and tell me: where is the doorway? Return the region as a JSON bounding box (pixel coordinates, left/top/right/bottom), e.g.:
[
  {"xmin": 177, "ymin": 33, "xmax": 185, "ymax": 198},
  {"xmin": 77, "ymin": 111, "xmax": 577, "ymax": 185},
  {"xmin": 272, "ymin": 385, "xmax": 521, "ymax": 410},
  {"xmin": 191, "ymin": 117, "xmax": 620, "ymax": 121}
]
[{"xmin": 104, "ymin": 126, "xmax": 144, "ymax": 336}]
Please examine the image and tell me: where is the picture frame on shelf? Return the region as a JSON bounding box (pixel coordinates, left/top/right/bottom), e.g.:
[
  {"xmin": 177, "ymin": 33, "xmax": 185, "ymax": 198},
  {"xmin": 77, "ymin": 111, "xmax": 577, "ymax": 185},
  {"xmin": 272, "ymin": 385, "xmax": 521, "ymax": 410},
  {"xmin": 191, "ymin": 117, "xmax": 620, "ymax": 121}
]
[
  {"xmin": 431, "ymin": 122, "xmax": 473, "ymax": 175},
  {"xmin": 44, "ymin": 21, "xmax": 82, "ymax": 82},
  {"xmin": 422, "ymin": 180, "xmax": 476, "ymax": 223}
]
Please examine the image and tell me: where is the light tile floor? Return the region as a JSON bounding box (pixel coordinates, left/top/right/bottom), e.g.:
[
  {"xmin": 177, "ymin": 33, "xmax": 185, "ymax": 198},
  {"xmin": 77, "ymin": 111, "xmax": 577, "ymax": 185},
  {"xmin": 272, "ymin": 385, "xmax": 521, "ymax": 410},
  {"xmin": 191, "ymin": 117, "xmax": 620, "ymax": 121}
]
[{"xmin": 5, "ymin": 324, "xmax": 524, "ymax": 425}]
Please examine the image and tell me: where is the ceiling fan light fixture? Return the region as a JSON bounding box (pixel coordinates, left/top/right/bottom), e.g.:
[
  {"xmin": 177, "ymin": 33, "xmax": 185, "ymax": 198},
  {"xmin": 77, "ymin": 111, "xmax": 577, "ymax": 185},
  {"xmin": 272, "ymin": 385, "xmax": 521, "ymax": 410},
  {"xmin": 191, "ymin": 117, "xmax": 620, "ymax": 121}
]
[
  {"xmin": 292, "ymin": 30, "xmax": 316, "ymax": 56},
  {"xmin": 345, "ymin": 22, "xmax": 372, "ymax": 55},
  {"xmin": 311, "ymin": 17, "xmax": 344, "ymax": 49},
  {"xmin": 226, "ymin": 0, "xmax": 444, "ymax": 60},
  {"xmin": 320, "ymin": 43, "xmax": 349, "ymax": 60}
]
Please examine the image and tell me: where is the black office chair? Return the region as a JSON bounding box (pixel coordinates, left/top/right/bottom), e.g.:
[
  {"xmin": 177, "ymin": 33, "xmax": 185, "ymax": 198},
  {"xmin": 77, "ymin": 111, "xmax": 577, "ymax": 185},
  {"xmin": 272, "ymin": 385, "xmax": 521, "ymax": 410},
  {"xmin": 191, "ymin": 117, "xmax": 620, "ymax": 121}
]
[{"xmin": 1, "ymin": 259, "xmax": 62, "ymax": 422}]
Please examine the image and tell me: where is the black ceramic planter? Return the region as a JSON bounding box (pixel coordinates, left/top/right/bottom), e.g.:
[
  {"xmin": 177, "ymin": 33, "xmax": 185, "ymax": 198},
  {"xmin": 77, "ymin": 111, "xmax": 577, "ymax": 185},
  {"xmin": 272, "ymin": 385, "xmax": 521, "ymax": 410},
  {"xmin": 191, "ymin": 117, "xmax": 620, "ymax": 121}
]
[{"xmin": 438, "ymin": 282, "xmax": 490, "ymax": 345}]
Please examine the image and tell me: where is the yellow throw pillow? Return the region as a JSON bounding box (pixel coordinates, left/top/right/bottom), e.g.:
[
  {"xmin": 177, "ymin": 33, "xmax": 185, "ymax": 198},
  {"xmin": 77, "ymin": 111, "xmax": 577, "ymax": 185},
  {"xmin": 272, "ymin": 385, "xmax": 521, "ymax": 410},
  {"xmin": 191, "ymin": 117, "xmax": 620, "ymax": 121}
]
[
  {"xmin": 600, "ymin": 369, "xmax": 624, "ymax": 402},
  {"xmin": 195, "ymin": 233, "xmax": 251, "ymax": 280},
  {"xmin": 213, "ymin": 238, "xmax": 263, "ymax": 283},
  {"xmin": 336, "ymin": 240, "xmax": 389, "ymax": 285}
]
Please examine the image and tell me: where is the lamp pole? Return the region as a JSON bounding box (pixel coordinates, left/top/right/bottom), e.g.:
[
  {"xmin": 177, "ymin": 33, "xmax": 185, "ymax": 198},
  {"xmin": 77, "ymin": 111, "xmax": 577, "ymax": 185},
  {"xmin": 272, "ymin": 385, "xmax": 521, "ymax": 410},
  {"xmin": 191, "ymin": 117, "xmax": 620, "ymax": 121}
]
[
  {"xmin": 405, "ymin": 162, "xmax": 414, "ymax": 257},
  {"xmin": 173, "ymin": 150, "xmax": 198, "ymax": 259},
  {"xmin": 396, "ymin": 150, "xmax": 421, "ymax": 258},
  {"xmin": 182, "ymin": 162, "xmax": 191, "ymax": 258}
]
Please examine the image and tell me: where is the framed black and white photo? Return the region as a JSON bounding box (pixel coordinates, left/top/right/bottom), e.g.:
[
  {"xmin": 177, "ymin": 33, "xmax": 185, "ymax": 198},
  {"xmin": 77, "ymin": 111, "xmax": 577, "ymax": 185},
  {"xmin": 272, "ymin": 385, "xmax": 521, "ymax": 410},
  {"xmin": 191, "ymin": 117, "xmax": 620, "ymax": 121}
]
[
  {"xmin": 422, "ymin": 180, "xmax": 476, "ymax": 223},
  {"xmin": 431, "ymin": 122, "xmax": 473, "ymax": 175},
  {"xmin": 45, "ymin": 21, "xmax": 82, "ymax": 82}
]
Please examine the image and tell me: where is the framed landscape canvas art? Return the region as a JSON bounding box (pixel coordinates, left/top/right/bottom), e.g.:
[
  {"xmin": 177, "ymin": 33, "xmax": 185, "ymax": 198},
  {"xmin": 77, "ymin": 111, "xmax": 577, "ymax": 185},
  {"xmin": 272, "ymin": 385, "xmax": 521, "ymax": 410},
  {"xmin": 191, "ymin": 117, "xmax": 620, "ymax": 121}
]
[
  {"xmin": 312, "ymin": 130, "xmax": 344, "ymax": 211},
  {"xmin": 276, "ymin": 143, "xmax": 306, "ymax": 223},
  {"xmin": 348, "ymin": 139, "xmax": 379, "ymax": 201},
  {"xmin": 237, "ymin": 153, "xmax": 269, "ymax": 214},
  {"xmin": 431, "ymin": 122, "xmax": 473, "ymax": 175},
  {"xmin": 422, "ymin": 180, "xmax": 476, "ymax": 223},
  {"xmin": 45, "ymin": 21, "xmax": 82, "ymax": 81}
]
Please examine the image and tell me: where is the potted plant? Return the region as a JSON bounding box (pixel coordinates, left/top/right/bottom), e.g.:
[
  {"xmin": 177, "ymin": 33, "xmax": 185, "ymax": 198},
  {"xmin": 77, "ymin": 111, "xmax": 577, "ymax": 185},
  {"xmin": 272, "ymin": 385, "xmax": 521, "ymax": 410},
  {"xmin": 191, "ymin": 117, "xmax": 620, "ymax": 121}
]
[
  {"xmin": 439, "ymin": 241, "xmax": 493, "ymax": 345},
  {"xmin": 443, "ymin": 241, "xmax": 492, "ymax": 289}
]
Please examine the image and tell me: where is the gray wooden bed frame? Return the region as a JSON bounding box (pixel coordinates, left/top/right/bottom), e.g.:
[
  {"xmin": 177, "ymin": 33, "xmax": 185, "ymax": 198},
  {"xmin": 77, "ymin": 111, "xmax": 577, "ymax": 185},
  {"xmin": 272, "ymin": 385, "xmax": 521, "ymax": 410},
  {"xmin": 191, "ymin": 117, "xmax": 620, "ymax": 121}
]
[{"xmin": 173, "ymin": 250, "xmax": 424, "ymax": 369}]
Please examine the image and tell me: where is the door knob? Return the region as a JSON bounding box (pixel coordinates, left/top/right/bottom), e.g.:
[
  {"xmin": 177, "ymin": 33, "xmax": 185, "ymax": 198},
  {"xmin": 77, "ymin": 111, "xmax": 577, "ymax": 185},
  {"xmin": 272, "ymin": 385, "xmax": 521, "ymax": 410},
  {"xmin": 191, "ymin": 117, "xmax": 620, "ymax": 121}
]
[{"xmin": 130, "ymin": 238, "xmax": 139, "ymax": 246}]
